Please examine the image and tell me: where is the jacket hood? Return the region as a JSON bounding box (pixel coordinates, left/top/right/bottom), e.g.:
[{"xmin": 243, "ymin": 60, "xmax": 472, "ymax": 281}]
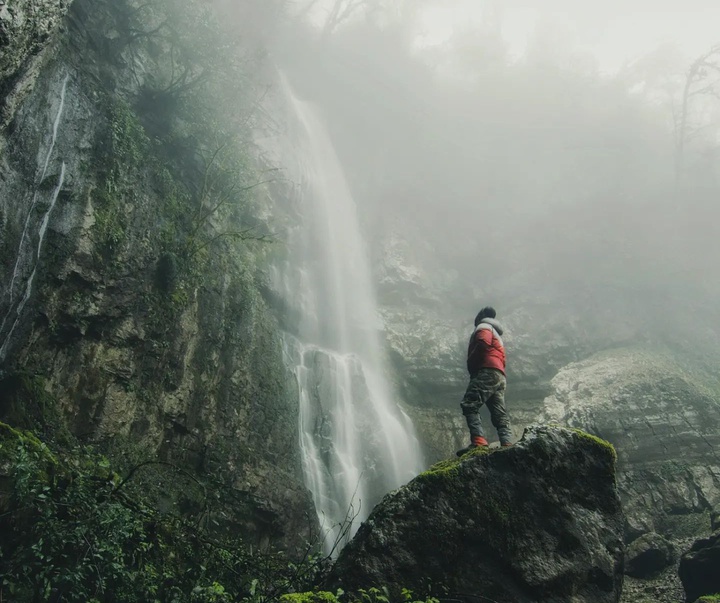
[{"xmin": 479, "ymin": 317, "xmax": 503, "ymax": 336}]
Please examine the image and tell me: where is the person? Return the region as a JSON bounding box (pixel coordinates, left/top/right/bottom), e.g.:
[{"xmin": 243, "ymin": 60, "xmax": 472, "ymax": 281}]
[{"xmin": 456, "ymin": 306, "xmax": 513, "ymax": 456}]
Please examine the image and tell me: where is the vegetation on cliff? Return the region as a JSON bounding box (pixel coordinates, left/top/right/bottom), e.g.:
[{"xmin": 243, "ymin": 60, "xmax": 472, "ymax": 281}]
[
  {"xmin": 0, "ymin": 417, "xmax": 327, "ymax": 602},
  {"xmin": 1, "ymin": 0, "xmax": 310, "ymax": 570}
]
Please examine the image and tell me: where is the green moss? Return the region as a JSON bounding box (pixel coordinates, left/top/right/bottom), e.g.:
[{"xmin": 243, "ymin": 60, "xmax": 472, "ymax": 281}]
[
  {"xmin": 419, "ymin": 458, "xmax": 461, "ymax": 481},
  {"xmin": 418, "ymin": 447, "xmax": 490, "ymax": 481},
  {"xmin": 570, "ymin": 428, "xmax": 617, "ymax": 463},
  {"xmin": 108, "ymin": 98, "xmax": 150, "ymax": 169},
  {"xmin": 697, "ymin": 596, "xmax": 720, "ymax": 602},
  {"xmin": 0, "ymin": 421, "xmax": 57, "ymax": 465},
  {"xmin": 484, "ymin": 496, "xmax": 511, "ymax": 527},
  {"xmin": 92, "ymin": 187, "xmax": 128, "ymax": 253},
  {"xmin": 0, "ymin": 374, "xmax": 71, "ymax": 443},
  {"xmin": 280, "ymin": 592, "xmax": 339, "ymax": 603}
]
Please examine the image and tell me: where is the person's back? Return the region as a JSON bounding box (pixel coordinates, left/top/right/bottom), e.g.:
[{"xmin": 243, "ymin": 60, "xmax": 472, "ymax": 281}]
[
  {"xmin": 467, "ymin": 315, "xmax": 506, "ymax": 375},
  {"xmin": 457, "ymin": 306, "xmax": 513, "ymax": 456}
]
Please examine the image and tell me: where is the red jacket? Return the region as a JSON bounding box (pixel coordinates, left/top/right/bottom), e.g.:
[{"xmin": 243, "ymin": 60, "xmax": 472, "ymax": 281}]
[{"xmin": 467, "ymin": 318, "xmax": 506, "ymax": 375}]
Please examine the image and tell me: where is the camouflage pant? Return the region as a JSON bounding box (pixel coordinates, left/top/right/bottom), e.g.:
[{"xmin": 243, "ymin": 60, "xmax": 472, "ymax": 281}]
[{"xmin": 460, "ymin": 369, "xmax": 512, "ymax": 445}]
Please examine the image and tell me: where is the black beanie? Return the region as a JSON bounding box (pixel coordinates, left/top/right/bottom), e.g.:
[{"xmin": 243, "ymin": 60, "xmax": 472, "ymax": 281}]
[{"xmin": 474, "ymin": 306, "xmax": 496, "ymax": 327}]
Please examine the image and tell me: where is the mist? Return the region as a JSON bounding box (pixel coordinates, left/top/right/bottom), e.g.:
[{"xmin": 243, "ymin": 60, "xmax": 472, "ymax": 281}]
[
  {"xmin": 252, "ymin": 0, "xmax": 717, "ymax": 329},
  {"xmin": 3, "ymin": 0, "xmax": 720, "ymax": 593}
]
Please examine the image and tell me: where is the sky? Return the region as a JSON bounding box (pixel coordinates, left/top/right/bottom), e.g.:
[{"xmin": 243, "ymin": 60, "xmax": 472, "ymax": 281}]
[{"xmin": 417, "ymin": 0, "xmax": 720, "ymax": 73}]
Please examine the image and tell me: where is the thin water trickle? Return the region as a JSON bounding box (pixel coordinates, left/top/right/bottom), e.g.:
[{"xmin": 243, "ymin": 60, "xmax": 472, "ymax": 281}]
[
  {"xmin": 6, "ymin": 74, "xmax": 69, "ymax": 301},
  {"xmin": 277, "ymin": 79, "xmax": 425, "ymax": 554},
  {"xmin": 0, "ymin": 73, "xmax": 70, "ymax": 360}
]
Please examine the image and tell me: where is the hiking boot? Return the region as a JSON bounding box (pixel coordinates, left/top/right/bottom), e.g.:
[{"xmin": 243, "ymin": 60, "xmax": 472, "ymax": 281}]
[{"xmin": 456, "ymin": 436, "xmax": 489, "ymax": 457}]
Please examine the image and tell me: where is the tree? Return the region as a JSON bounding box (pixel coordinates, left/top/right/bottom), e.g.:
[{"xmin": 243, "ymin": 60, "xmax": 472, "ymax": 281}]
[
  {"xmin": 292, "ymin": 0, "xmax": 379, "ymax": 36},
  {"xmin": 674, "ymin": 45, "xmax": 720, "ymax": 189},
  {"xmin": 623, "ymin": 43, "xmax": 720, "ymax": 197}
]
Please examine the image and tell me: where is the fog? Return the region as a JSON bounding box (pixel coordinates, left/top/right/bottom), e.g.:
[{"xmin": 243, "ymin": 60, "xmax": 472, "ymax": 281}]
[
  {"xmin": 222, "ymin": 0, "xmax": 720, "ymax": 355},
  {"xmin": 419, "ymin": 0, "xmax": 720, "ymax": 73}
]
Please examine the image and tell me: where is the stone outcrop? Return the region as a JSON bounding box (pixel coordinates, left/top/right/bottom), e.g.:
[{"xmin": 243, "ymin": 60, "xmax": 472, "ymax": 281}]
[
  {"xmin": 326, "ymin": 425, "xmax": 625, "ymax": 603},
  {"xmin": 541, "ymin": 347, "xmax": 720, "ymax": 539},
  {"xmin": 0, "ymin": 0, "xmax": 72, "ymax": 126},
  {"xmin": 0, "ymin": 0, "xmax": 71, "ymax": 84},
  {"xmin": 679, "ymin": 531, "xmax": 720, "ymax": 603},
  {"xmin": 625, "ymin": 532, "xmax": 676, "ymax": 578}
]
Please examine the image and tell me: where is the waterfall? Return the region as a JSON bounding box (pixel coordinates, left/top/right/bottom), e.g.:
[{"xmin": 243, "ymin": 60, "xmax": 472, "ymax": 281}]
[
  {"xmin": 0, "ymin": 74, "xmax": 70, "ymax": 360},
  {"xmin": 277, "ymin": 80, "xmax": 425, "ymax": 554}
]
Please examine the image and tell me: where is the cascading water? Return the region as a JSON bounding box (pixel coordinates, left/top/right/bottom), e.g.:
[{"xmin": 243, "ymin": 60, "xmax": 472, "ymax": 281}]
[
  {"xmin": 0, "ymin": 74, "xmax": 70, "ymax": 361},
  {"xmin": 276, "ymin": 79, "xmax": 425, "ymax": 553}
]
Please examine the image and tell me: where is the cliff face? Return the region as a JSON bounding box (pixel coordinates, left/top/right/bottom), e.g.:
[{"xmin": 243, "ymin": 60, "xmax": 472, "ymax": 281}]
[
  {"xmin": 0, "ymin": 0, "xmax": 71, "ymax": 94},
  {"xmin": 0, "ymin": 0, "xmax": 314, "ymax": 551},
  {"xmin": 542, "ymin": 347, "xmax": 720, "ymax": 539},
  {"xmin": 327, "ymin": 426, "xmax": 625, "ymax": 603}
]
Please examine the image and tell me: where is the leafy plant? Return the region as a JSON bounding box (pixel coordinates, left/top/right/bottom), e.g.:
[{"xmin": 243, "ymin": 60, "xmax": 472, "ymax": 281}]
[{"xmin": 0, "ymin": 422, "xmax": 326, "ymax": 603}]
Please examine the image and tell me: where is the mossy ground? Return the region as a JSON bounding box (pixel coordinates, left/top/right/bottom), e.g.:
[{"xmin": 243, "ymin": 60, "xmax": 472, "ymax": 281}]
[{"xmin": 418, "ymin": 445, "xmax": 491, "ymax": 481}]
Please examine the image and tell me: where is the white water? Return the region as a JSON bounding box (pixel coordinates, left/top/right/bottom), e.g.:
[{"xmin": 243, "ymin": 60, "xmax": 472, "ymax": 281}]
[
  {"xmin": 278, "ymin": 81, "xmax": 425, "ymax": 553},
  {"xmin": 0, "ymin": 74, "xmax": 70, "ymax": 360},
  {"xmin": 0, "ymin": 163, "xmax": 66, "ymax": 360}
]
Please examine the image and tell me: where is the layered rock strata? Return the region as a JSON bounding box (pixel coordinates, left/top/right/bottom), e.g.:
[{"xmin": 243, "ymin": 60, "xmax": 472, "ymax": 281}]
[{"xmin": 541, "ymin": 347, "xmax": 720, "ymax": 538}]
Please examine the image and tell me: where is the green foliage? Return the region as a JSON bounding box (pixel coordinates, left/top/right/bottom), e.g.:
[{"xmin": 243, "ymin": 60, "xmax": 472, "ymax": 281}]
[
  {"xmin": 278, "ymin": 587, "xmax": 440, "ymax": 603},
  {"xmin": 92, "ymin": 187, "xmax": 128, "ymax": 253},
  {"xmin": 280, "ymin": 592, "xmax": 339, "ymax": 603},
  {"xmin": 697, "ymin": 596, "xmax": 720, "ymax": 602},
  {"xmin": 355, "ymin": 587, "xmax": 391, "ymax": 603},
  {"xmin": 90, "ymin": 97, "xmax": 150, "ymax": 255},
  {"xmin": 0, "ymin": 419, "xmax": 450, "ymax": 603},
  {"xmin": 0, "ymin": 423, "xmax": 327, "ymax": 603},
  {"xmin": 109, "ymin": 99, "xmax": 150, "ymax": 171},
  {"xmin": 280, "ymin": 586, "xmax": 439, "ymax": 603},
  {"xmin": 85, "ymin": 0, "xmax": 276, "ymax": 303}
]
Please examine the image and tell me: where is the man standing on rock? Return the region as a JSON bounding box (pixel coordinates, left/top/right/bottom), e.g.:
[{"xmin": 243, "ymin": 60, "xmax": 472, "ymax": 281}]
[{"xmin": 456, "ymin": 306, "xmax": 513, "ymax": 456}]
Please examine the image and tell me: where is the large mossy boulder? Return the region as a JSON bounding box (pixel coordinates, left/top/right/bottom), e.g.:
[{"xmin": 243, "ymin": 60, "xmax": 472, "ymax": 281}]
[
  {"xmin": 326, "ymin": 425, "xmax": 625, "ymax": 603},
  {"xmin": 680, "ymin": 532, "xmax": 720, "ymax": 602}
]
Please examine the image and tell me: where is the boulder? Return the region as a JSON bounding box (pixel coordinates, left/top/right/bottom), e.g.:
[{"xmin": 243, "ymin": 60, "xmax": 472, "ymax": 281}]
[
  {"xmin": 326, "ymin": 425, "xmax": 625, "ymax": 603},
  {"xmin": 625, "ymin": 532, "xmax": 676, "ymax": 578},
  {"xmin": 680, "ymin": 532, "xmax": 720, "ymax": 602}
]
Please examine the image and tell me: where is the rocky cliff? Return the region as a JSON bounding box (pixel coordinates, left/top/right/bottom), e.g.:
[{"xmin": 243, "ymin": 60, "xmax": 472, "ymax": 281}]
[
  {"xmin": 0, "ymin": 0, "xmax": 71, "ymax": 103},
  {"xmin": 542, "ymin": 346, "xmax": 720, "ymax": 539},
  {"xmin": 0, "ymin": 0, "xmax": 315, "ymax": 551}
]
